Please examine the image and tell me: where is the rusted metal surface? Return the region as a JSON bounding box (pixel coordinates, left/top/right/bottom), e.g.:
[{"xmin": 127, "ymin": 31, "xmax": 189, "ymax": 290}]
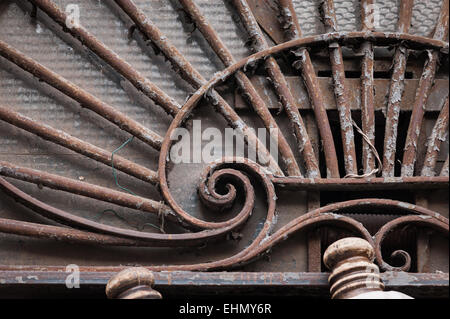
[
  {"xmin": 178, "ymin": 0, "xmax": 300, "ymax": 176},
  {"xmin": 271, "ymin": 176, "xmax": 448, "ymax": 191},
  {"xmin": 0, "ymin": 0, "xmax": 448, "ymax": 297},
  {"xmin": 375, "ymin": 214, "xmax": 449, "ymax": 271},
  {"xmin": 0, "ymin": 106, "xmax": 158, "ymax": 184},
  {"xmin": 320, "ymin": 0, "xmax": 357, "ymax": 176},
  {"xmin": 0, "ymin": 39, "xmax": 164, "ymax": 150},
  {"xmin": 231, "ymin": 0, "xmax": 319, "ymax": 177},
  {"xmin": 0, "ymin": 269, "xmax": 447, "ymax": 298},
  {"xmin": 278, "ymin": 0, "xmax": 339, "ymax": 177},
  {"xmin": 113, "ymin": 0, "xmax": 282, "ymax": 175},
  {"xmin": 234, "ymin": 77, "xmax": 448, "ymax": 111},
  {"xmin": 401, "ymin": 0, "xmax": 449, "ymax": 177},
  {"xmin": 382, "ymin": 0, "xmax": 414, "ymax": 177},
  {"xmin": 30, "ymin": 0, "xmax": 181, "ymax": 117},
  {"xmin": 360, "ymin": 0, "xmax": 376, "ymax": 174},
  {"xmin": 0, "ymin": 26, "xmax": 448, "ymax": 255},
  {"xmin": 421, "ymin": 96, "xmax": 449, "ymax": 176},
  {"xmin": 0, "ymin": 161, "xmax": 174, "ymax": 220},
  {"xmin": 0, "ymin": 268, "xmax": 446, "ymax": 297},
  {"xmin": 0, "ymin": 28, "xmax": 448, "ymax": 268}
]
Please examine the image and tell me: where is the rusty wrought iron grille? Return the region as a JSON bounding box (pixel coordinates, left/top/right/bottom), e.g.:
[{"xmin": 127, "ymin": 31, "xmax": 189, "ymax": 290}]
[{"xmin": 0, "ymin": 0, "xmax": 448, "ymax": 297}]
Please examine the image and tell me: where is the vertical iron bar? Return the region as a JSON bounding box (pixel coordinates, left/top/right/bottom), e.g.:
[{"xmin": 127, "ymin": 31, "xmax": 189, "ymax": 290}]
[
  {"xmin": 178, "ymin": 0, "xmax": 301, "ymax": 176},
  {"xmin": 277, "ymin": 0, "xmax": 340, "ymax": 177},
  {"xmin": 113, "ymin": 0, "xmax": 283, "ymax": 175},
  {"xmin": 401, "ymin": 0, "xmax": 449, "ymax": 176},
  {"xmin": 232, "ymin": 0, "xmax": 320, "ymax": 177},
  {"xmin": 321, "ymin": 0, "xmax": 358, "ymax": 176},
  {"xmin": 382, "ymin": 0, "xmax": 414, "ymax": 177},
  {"xmin": 421, "ymin": 96, "xmax": 449, "ymax": 176},
  {"xmin": 360, "ymin": 0, "xmax": 376, "ymax": 173}
]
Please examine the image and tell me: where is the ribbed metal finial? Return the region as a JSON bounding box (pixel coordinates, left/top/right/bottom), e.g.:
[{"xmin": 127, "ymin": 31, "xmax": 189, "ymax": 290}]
[
  {"xmin": 324, "ymin": 237, "xmax": 384, "ymax": 299},
  {"xmin": 106, "ymin": 267, "xmax": 162, "ymax": 299}
]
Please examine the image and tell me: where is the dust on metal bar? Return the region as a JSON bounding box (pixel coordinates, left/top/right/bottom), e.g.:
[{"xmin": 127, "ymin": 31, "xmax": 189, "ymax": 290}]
[
  {"xmin": 0, "ymin": 160, "xmax": 174, "ymax": 219},
  {"xmin": 0, "ymin": 216, "xmax": 143, "ymax": 246},
  {"xmin": 0, "ymin": 176, "xmax": 248, "ymax": 246},
  {"xmin": 271, "ymin": 175, "xmax": 449, "ymax": 191},
  {"xmin": 360, "ymin": 0, "xmax": 376, "ymax": 173}
]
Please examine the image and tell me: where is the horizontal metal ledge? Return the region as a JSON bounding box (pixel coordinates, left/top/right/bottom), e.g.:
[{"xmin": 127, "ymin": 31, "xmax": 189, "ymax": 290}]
[
  {"xmin": 234, "ymin": 77, "xmax": 448, "ymax": 112},
  {"xmin": 0, "ymin": 268, "xmax": 447, "ymax": 297},
  {"xmin": 0, "ymin": 269, "xmax": 447, "ymax": 287},
  {"xmin": 271, "ymin": 176, "xmax": 449, "ymax": 191}
]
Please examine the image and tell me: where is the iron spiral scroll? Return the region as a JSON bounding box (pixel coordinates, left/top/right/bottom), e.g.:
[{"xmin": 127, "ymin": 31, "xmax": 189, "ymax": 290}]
[{"xmin": 0, "ymin": 0, "xmax": 448, "ymax": 274}]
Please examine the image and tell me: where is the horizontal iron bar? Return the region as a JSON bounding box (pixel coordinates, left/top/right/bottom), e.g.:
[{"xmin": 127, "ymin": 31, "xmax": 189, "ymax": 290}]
[
  {"xmin": 234, "ymin": 77, "xmax": 448, "ymax": 111},
  {"xmin": 271, "ymin": 176, "xmax": 449, "ymax": 190}
]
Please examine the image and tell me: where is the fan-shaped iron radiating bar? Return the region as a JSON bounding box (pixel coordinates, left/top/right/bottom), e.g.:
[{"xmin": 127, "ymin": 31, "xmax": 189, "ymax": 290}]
[
  {"xmin": 0, "ymin": 0, "xmax": 447, "ymax": 273},
  {"xmin": 0, "ymin": 40, "xmax": 163, "ymax": 151},
  {"xmin": 320, "ymin": 0, "xmax": 357, "ymax": 176},
  {"xmin": 441, "ymin": 155, "xmax": 449, "ymax": 176},
  {"xmin": 0, "ymin": 161, "xmax": 174, "ymax": 219},
  {"xmin": 0, "ymin": 176, "xmax": 257, "ymax": 246},
  {"xmin": 276, "ymin": 0, "xmax": 340, "ymax": 177},
  {"xmin": 421, "ymin": 96, "xmax": 449, "ymax": 176},
  {"xmin": 110, "ymin": 0, "xmax": 282, "ymax": 175},
  {"xmin": 382, "ymin": 0, "xmax": 414, "ymax": 177},
  {"xmin": 38, "ymin": 0, "xmax": 283, "ymax": 175},
  {"xmin": 177, "ymin": 0, "xmax": 301, "ymax": 176},
  {"xmin": 401, "ymin": 0, "xmax": 449, "ymax": 176},
  {"xmin": 360, "ymin": 0, "xmax": 376, "ymax": 173},
  {"xmin": 29, "ymin": 0, "xmax": 181, "ymax": 117},
  {"xmin": 0, "ymin": 107, "xmax": 158, "ymax": 184},
  {"xmin": 231, "ymin": 0, "xmax": 320, "ymax": 178}
]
